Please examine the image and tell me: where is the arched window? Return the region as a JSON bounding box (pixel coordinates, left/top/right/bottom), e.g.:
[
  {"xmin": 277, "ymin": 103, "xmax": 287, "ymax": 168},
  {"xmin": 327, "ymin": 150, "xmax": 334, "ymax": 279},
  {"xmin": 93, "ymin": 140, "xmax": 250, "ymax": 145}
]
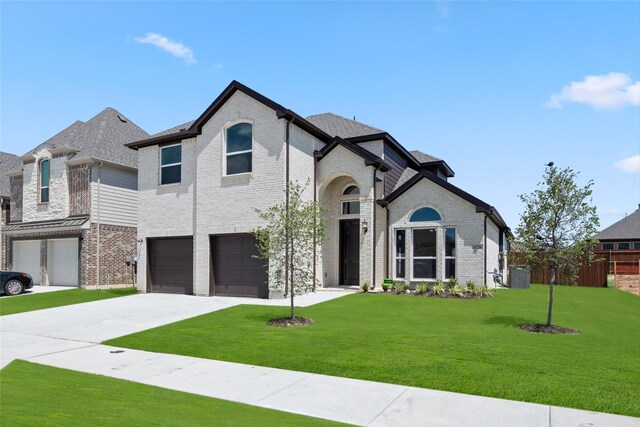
[
  {"xmin": 40, "ymin": 159, "xmax": 50, "ymax": 203},
  {"xmin": 226, "ymin": 123, "xmax": 252, "ymax": 175},
  {"xmin": 343, "ymin": 185, "xmax": 359, "ymax": 195},
  {"xmin": 409, "ymin": 207, "xmax": 441, "ymax": 222}
]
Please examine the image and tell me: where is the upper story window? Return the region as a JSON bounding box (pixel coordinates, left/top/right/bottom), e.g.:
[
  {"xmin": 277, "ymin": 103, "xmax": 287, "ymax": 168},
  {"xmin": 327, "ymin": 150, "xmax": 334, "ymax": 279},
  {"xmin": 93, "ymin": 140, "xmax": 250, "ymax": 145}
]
[
  {"xmin": 410, "ymin": 207, "xmax": 441, "ymax": 222},
  {"xmin": 601, "ymin": 242, "xmax": 614, "ymax": 250},
  {"xmin": 160, "ymin": 144, "xmax": 181, "ymax": 185},
  {"xmin": 40, "ymin": 159, "xmax": 50, "ymax": 203},
  {"xmin": 226, "ymin": 123, "xmax": 252, "ymax": 175}
]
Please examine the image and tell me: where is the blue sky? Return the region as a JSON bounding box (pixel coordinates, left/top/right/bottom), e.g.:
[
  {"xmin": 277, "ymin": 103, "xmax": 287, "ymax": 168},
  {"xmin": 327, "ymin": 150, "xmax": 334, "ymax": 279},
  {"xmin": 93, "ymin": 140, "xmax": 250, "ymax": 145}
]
[{"xmin": 1, "ymin": 1, "xmax": 639, "ymax": 230}]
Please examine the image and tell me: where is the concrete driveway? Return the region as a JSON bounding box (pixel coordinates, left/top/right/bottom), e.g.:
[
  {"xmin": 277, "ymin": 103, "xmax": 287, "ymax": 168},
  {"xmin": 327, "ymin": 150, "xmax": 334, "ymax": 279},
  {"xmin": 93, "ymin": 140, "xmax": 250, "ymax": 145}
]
[{"xmin": 0, "ymin": 291, "xmax": 350, "ymax": 367}]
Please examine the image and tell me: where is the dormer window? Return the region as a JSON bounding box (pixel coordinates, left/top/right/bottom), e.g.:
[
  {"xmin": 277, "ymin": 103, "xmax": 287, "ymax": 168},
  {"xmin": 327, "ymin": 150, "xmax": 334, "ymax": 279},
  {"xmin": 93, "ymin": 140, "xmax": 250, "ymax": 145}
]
[
  {"xmin": 40, "ymin": 159, "xmax": 50, "ymax": 203},
  {"xmin": 226, "ymin": 123, "xmax": 252, "ymax": 175}
]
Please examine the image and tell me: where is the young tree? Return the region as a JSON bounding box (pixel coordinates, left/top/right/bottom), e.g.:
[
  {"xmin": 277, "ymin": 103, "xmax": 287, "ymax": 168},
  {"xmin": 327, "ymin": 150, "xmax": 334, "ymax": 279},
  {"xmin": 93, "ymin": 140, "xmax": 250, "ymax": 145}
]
[
  {"xmin": 254, "ymin": 180, "xmax": 325, "ymax": 320},
  {"xmin": 515, "ymin": 164, "xmax": 599, "ymax": 327}
]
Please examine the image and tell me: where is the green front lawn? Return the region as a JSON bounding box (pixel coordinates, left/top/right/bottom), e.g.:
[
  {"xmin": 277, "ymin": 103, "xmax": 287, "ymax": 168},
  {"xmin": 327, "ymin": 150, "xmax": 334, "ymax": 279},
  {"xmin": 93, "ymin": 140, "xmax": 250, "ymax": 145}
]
[
  {"xmin": 0, "ymin": 360, "xmax": 349, "ymax": 427},
  {"xmin": 106, "ymin": 285, "xmax": 640, "ymax": 417},
  {"xmin": 0, "ymin": 287, "xmax": 137, "ymax": 316}
]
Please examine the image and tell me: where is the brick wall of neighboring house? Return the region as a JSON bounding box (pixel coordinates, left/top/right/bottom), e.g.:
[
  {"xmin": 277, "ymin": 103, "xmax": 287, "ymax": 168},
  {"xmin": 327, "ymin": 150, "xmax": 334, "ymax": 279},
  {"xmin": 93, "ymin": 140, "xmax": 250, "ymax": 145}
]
[
  {"xmin": 68, "ymin": 163, "xmax": 93, "ymax": 216},
  {"xmin": 5, "ymin": 224, "xmax": 136, "ymax": 287},
  {"xmin": 82, "ymin": 223, "xmax": 137, "ymax": 287},
  {"xmin": 1, "ymin": 198, "xmax": 9, "ymax": 269},
  {"xmin": 10, "ymin": 175, "xmax": 23, "ymax": 222}
]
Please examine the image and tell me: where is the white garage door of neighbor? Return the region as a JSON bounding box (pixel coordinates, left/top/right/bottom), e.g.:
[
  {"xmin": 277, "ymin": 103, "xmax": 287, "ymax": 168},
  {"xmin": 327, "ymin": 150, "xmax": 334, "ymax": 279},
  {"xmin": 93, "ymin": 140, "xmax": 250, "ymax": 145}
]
[
  {"xmin": 47, "ymin": 239, "xmax": 79, "ymax": 287},
  {"xmin": 13, "ymin": 240, "xmax": 41, "ymax": 285}
]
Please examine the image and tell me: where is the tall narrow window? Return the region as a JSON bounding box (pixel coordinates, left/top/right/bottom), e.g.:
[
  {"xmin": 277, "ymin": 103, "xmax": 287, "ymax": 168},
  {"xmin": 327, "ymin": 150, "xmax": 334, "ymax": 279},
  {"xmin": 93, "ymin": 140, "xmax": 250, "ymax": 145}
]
[
  {"xmin": 413, "ymin": 229, "xmax": 436, "ymax": 279},
  {"xmin": 160, "ymin": 144, "xmax": 181, "ymax": 185},
  {"xmin": 395, "ymin": 230, "xmax": 406, "ymax": 278},
  {"xmin": 445, "ymin": 228, "xmax": 456, "ymax": 279},
  {"xmin": 40, "ymin": 159, "xmax": 50, "ymax": 203},
  {"xmin": 226, "ymin": 123, "xmax": 252, "ymax": 175}
]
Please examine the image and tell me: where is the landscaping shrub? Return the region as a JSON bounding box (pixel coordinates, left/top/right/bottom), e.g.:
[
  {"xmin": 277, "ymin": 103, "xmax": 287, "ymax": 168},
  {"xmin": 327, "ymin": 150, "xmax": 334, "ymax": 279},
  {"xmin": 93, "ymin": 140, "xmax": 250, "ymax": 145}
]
[
  {"xmin": 449, "ymin": 280, "xmax": 465, "ymax": 297},
  {"xmin": 361, "ymin": 281, "xmax": 370, "ymax": 293},
  {"xmin": 415, "ymin": 282, "xmax": 429, "ymax": 295},
  {"xmin": 480, "ymin": 285, "xmax": 493, "ymax": 298},
  {"xmin": 382, "ymin": 282, "xmax": 391, "ymax": 292},
  {"xmin": 392, "ymin": 281, "xmax": 409, "ymax": 294},
  {"xmin": 432, "ymin": 280, "xmax": 446, "ymax": 295}
]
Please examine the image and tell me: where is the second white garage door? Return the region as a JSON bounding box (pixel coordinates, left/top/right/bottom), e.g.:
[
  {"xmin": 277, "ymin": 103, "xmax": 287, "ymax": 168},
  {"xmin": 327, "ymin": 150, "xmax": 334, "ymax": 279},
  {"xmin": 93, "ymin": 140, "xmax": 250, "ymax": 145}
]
[{"xmin": 47, "ymin": 239, "xmax": 79, "ymax": 287}]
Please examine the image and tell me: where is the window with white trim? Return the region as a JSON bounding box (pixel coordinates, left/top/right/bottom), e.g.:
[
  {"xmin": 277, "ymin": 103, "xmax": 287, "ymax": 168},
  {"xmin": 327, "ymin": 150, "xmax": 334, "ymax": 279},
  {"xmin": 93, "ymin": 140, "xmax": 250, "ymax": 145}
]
[
  {"xmin": 444, "ymin": 227, "xmax": 456, "ymax": 279},
  {"xmin": 395, "ymin": 230, "xmax": 406, "ymax": 278},
  {"xmin": 160, "ymin": 144, "xmax": 181, "ymax": 185},
  {"xmin": 226, "ymin": 123, "xmax": 252, "ymax": 175},
  {"xmin": 413, "ymin": 229, "xmax": 436, "ymax": 279},
  {"xmin": 40, "ymin": 159, "xmax": 50, "ymax": 203}
]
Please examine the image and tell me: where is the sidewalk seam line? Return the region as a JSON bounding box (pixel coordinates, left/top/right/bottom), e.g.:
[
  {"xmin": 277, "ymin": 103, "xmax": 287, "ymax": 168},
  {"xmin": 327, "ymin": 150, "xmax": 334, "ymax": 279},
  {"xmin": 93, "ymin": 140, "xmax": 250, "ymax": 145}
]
[
  {"xmin": 24, "ymin": 343, "xmax": 98, "ymax": 361},
  {"xmin": 365, "ymin": 386, "xmax": 408, "ymax": 426},
  {"xmin": 254, "ymin": 372, "xmax": 316, "ymax": 403}
]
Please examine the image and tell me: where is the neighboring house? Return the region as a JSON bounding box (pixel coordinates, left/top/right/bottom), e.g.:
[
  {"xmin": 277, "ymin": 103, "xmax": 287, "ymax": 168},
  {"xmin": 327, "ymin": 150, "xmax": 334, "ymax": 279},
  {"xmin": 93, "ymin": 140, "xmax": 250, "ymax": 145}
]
[
  {"xmin": 127, "ymin": 81, "xmax": 510, "ymax": 298},
  {"xmin": 2, "ymin": 108, "xmax": 149, "ymax": 287},
  {"xmin": 594, "ymin": 206, "xmax": 640, "ymax": 251},
  {"xmin": 1, "ymin": 151, "xmax": 22, "ymax": 269}
]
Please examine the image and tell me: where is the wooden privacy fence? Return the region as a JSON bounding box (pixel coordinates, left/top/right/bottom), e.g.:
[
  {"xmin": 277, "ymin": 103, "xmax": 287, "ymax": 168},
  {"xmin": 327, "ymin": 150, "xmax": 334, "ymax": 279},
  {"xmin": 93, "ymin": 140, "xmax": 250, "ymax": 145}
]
[{"xmin": 509, "ymin": 250, "xmax": 640, "ymax": 287}]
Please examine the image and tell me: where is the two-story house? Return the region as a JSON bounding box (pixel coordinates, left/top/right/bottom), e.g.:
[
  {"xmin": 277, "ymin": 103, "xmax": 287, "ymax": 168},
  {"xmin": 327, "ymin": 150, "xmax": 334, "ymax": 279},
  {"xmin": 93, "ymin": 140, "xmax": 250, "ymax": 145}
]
[
  {"xmin": 127, "ymin": 81, "xmax": 510, "ymax": 298},
  {"xmin": 2, "ymin": 108, "xmax": 148, "ymax": 287}
]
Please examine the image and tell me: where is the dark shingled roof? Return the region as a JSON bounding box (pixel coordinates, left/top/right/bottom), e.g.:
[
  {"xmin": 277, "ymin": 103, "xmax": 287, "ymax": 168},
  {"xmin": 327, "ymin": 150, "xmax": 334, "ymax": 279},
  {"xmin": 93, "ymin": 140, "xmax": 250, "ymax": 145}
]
[
  {"xmin": 410, "ymin": 150, "xmax": 442, "ymax": 163},
  {"xmin": 151, "ymin": 120, "xmax": 196, "ymax": 138},
  {"xmin": 0, "ymin": 151, "xmax": 21, "ymax": 198},
  {"xmin": 306, "ymin": 113, "xmax": 385, "ymax": 138},
  {"xmin": 24, "ymin": 108, "xmax": 149, "ymax": 169},
  {"xmin": 594, "ymin": 208, "xmax": 640, "ymax": 240}
]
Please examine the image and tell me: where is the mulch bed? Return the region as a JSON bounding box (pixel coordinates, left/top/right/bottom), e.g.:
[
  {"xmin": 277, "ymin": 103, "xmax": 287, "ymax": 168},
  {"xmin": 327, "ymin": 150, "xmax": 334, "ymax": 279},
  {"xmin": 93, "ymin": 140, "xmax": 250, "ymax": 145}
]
[
  {"xmin": 379, "ymin": 291, "xmax": 492, "ymax": 299},
  {"xmin": 519, "ymin": 324, "xmax": 580, "ymax": 334},
  {"xmin": 267, "ymin": 316, "xmax": 315, "ymax": 327}
]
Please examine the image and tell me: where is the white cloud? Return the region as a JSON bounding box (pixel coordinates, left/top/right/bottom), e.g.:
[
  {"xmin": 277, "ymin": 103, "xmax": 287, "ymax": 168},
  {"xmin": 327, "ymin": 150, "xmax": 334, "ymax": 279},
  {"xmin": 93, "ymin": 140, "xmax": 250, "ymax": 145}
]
[
  {"xmin": 134, "ymin": 32, "xmax": 196, "ymax": 65},
  {"xmin": 614, "ymin": 154, "xmax": 640, "ymax": 173},
  {"xmin": 546, "ymin": 72, "xmax": 640, "ymax": 110}
]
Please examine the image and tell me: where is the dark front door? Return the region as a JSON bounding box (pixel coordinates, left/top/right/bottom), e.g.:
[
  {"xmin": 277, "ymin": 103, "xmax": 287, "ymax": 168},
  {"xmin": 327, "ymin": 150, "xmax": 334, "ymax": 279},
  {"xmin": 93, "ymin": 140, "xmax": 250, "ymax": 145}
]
[
  {"xmin": 211, "ymin": 234, "xmax": 269, "ymax": 298},
  {"xmin": 148, "ymin": 237, "xmax": 193, "ymax": 294},
  {"xmin": 340, "ymin": 219, "xmax": 360, "ymax": 286}
]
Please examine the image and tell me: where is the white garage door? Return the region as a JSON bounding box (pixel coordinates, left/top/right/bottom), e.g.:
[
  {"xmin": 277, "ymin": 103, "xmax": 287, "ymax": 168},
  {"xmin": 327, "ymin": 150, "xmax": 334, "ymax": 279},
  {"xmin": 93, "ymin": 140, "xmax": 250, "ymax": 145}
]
[
  {"xmin": 13, "ymin": 240, "xmax": 41, "ymax": 285},
  {"xmin": 47, "ymin": 239, "xmax": 79, "ymax": 287}
]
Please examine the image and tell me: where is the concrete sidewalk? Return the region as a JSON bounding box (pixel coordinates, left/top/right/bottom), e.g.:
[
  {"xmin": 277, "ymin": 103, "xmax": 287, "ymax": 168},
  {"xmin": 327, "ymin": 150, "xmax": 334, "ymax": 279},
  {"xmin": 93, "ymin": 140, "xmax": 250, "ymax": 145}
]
[
  {"xmin": 24, "ymin": 344, "xmax": 639, "ymax": 427},
  {"xmin": 2, "ymin": 291, "xmax": 639, "ymax": 426}
]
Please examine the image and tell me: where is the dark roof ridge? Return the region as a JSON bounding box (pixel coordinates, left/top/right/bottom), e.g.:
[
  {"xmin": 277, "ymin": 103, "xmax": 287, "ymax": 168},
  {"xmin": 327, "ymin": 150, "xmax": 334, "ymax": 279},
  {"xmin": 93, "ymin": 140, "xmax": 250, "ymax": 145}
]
[
  {"xmin": 382, "ymin": 169, "xmax": 509, "ymax": 232},
  {"xmin": 315, "ymin": 136, "xmax": 391, "ymax": 172},
  {"xmin": 127, "ymin": 80, "xmax": 332, "ymax": 150}
]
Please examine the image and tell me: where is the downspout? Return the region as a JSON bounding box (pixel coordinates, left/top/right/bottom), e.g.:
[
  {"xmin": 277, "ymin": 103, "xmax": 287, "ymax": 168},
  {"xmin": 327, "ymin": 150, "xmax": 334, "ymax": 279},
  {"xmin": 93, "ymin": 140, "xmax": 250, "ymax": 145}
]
[
  {"xmin": 96, "ymin": 162, "xmax": 103, "ymax": 289},
  {"xmin": 483, "ymin": 213, "xmax": 488, "ymax": 286},
  {"xmin": 385, "ymin": 206, "xmax": 390, "ymax": 280},
  {"xmin": 285, "ymin": 118, "xmax": 291, "ymax": 301},
  {"xmin": 371, "ymin": 167, "xmax": 377, "ymax": 289},
  {"xmin": 313, "ymin": 149, "xmax": 317, "ymax": 291}
]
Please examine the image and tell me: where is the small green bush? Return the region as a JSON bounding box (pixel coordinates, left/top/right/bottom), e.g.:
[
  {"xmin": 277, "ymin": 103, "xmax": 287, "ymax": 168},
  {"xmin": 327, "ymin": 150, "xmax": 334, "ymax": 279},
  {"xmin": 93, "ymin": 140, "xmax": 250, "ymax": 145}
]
[
  {"xmin": 382, "ymin": 282, "xmax": 391, "ymax": 292},
  {"xmin": 415, "ymin": 282, "xmax": 429, "ymax": 295},
  {"xmin": 392, "ymin": 281, "xmax": 409, "ymax": 294},
  {"xmin": 467, "ymin": 281, "xmax": 482, "ymax": 296},
  {"xmin": 361, "ymin": 281, "xmax": 370, "ymax": 293},
  {"xmin": 480, "ymin": 285, "xmax": 494, "ymax": 298},
  {"xmin": 449, "ymin": 281, "xmax": 464, "ymax": 297},
  {"xmin": 432, "ymin": 280, "xmax": 446, "ymax": 295}
]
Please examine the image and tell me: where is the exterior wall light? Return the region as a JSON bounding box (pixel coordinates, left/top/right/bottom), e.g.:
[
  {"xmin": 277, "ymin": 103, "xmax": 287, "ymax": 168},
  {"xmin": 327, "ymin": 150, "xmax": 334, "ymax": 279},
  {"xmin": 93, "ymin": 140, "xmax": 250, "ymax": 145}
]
[{"xmin": 362, "ymin": 220, "xmax": 368, "ymax": 233}]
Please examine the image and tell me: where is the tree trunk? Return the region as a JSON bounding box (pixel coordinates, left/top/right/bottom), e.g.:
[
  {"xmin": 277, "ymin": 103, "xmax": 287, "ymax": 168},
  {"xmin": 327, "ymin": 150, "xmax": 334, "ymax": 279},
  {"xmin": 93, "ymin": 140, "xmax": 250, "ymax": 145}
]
[
  {"xmin": 546, "ymin": 267, "xmax": 555, "ymax": 327},
  {"xmin": 290, "ymin": 239, "xmax": 295, "ymax": 319}
]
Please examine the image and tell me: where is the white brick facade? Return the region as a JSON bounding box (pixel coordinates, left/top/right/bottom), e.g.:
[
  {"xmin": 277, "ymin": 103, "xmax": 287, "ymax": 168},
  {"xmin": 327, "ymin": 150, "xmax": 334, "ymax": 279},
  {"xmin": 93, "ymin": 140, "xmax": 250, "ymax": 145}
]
[{"xmin": 133, "ymin": 82, "xmax": 509, "ymax": 297}]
